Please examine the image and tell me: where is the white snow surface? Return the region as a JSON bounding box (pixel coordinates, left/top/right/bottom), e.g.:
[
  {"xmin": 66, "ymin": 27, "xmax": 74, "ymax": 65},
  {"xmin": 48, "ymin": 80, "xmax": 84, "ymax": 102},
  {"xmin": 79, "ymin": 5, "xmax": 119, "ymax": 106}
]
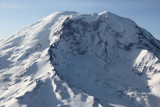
[{"xmin": 0, "ymin": 11, "xmax": 160, "ymax": 107}]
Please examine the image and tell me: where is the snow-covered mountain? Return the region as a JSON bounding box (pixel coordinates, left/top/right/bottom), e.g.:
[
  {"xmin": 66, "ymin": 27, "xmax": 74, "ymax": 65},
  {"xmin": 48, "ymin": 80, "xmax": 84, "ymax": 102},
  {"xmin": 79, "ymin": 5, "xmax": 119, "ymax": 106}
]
[{"xmin": 0, "ymin": 11, "xmax": 160, "ymax": 107}]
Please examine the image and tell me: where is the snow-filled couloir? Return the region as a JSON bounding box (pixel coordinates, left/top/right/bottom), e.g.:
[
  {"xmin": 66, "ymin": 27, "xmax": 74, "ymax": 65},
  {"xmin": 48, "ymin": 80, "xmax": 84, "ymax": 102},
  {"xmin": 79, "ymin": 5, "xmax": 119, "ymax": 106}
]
[{"xmin": 0, "ymin": 11, "xmax": 160, "ymax": 107}]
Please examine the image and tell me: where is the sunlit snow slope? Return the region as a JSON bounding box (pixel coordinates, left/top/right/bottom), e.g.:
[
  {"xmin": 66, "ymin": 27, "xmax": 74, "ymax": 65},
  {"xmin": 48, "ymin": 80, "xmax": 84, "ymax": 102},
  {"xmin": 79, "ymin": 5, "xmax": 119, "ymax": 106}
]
[{"xmin": 0, "ymin": 11, "xmax": 160, "ymax": 107}]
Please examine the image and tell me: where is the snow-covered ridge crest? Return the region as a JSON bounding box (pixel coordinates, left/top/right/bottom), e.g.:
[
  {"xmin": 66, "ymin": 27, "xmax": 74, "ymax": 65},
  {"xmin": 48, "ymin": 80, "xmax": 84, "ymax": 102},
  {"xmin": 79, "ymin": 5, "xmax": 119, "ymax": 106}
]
[{"xmin": 0, "ymin": 11, "xmax": 160, "ymax": 107}]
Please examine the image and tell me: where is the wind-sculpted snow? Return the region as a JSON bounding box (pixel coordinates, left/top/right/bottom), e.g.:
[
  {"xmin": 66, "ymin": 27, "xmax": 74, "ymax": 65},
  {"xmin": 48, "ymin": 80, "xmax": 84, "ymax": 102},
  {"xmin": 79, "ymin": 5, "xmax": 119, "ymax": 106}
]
[{"xmin": 0, "ymin": 11, "xmax": 160, "ymax": 107}]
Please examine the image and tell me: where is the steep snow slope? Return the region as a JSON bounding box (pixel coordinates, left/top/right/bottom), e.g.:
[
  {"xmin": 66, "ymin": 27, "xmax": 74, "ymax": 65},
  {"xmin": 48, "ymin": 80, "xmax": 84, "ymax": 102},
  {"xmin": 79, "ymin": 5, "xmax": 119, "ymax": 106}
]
[{"xmin": 0, "ymin": 11, "xmax": 160, "ymax": 107}]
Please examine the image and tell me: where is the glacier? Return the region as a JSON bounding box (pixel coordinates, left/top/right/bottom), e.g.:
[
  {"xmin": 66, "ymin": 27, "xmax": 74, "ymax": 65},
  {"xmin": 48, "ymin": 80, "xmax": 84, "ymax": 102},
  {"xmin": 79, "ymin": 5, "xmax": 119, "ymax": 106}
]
[{"xmin": 0, "ymin": 11, "xmax": 160, "ymax": 107}]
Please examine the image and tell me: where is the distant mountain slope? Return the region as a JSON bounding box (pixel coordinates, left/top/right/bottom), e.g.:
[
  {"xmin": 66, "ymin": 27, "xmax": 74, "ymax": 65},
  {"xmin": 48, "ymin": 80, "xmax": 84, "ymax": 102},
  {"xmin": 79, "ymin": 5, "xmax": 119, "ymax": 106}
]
[{"xmin": 0, "ymin": 11, "xmax": 160, "ymax": 107}]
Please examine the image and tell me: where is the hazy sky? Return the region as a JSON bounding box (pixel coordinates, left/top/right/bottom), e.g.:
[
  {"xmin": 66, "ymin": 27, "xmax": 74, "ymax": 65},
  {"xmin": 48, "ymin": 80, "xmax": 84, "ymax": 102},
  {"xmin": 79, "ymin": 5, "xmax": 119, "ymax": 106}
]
[{"xmin": 0, "ymin": 0, "xmax": 160, "ymax": 40}]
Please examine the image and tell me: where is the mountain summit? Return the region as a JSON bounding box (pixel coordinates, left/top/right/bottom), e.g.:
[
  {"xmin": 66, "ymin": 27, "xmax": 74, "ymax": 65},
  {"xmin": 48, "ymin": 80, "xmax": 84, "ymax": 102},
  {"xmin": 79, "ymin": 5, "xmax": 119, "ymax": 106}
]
[{"xmin": 0, "ymin": 11, "xmax": 160, "ymax": 107}]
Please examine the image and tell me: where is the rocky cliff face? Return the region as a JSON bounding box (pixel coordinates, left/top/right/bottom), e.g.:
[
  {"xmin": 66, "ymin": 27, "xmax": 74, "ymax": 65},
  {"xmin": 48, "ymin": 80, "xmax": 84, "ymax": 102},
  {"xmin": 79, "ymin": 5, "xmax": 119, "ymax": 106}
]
[{"xmin": 0, "ymin": 11, "xmax": 160, "ymax": 107}]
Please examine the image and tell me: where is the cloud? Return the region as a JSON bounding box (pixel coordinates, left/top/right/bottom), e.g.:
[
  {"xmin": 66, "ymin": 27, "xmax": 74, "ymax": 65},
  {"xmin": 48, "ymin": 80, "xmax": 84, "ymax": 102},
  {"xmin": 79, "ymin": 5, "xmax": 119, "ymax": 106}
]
[{"xmin": 0, "ymin": 2, "xmax": 28, "ymax": 9}]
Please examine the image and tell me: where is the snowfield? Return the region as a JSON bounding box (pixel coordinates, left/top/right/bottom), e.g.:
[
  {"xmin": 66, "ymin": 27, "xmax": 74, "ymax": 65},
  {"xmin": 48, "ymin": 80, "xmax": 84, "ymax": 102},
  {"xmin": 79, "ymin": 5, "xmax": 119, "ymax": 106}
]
[{"xmin": 0, "ymin": 11, "xmax": 160, "ymax": 107}]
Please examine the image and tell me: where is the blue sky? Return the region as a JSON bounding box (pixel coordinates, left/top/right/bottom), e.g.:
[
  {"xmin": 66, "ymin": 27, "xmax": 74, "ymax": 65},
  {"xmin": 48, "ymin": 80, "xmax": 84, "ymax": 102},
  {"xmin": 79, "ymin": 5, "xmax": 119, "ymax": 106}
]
[{"xmin": 0, "ymin": 0, "xmax": 160, "ymax": 40}]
